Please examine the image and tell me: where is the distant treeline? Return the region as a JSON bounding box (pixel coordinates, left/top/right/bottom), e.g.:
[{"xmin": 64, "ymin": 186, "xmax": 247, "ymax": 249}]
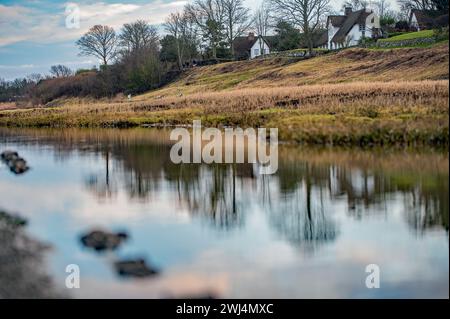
[{"xmin": 1, "ymin": 0, "xmax": 448, "ymax": 105}]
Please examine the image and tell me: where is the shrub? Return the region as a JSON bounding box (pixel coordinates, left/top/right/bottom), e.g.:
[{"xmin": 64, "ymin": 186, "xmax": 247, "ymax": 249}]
[
  {"xmin": 434, "ymin": 27, "xmax": 449, "ymax": 42},
  {"xmin": 394, "ymin": 21, "xmax": 410, "ymax": 32}
]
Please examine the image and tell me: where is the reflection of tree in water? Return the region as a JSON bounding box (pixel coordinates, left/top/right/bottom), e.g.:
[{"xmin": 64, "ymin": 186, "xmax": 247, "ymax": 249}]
[
  {"xmin": 403, "ymin": 178, "xmax": 449, "ymax": 233},
  {"xmin": 0, "ymin": 212, "xmax": 65, "ymax": 298},
  {"xmin": 2, "ymin": 129, "xmax": 447, "ymax": 234},
  {"xmin": 112, "ymin": 143, "xmax": 169, "ymax": 200},
  {"xmin": 330, "ymin": 166, "xmax": 388, "ymax": 219},
  {"xmin": 164, "ymin": 162, "xmax": 255, "ymax": 229},
  {"xmin": 264, "ymin": 162, "xmax": 339, "ymax": 251},
  {"xmin": 84, "ymin": 150, "xmax": 118, "ymax": 199},
  {"xmin": 329, "ymin": 165, "xmax": 449, "ymax": 233}
]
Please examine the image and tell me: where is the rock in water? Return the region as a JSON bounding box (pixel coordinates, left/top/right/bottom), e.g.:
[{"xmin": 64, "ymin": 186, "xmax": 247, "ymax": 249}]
[
  {"xmin": 1, "ymin": 150, "xmax": 18, "ymax": 161},
  {"xmin": 1, "ymin": 150, "xmax": 30, "ymax": 175},
  {"xmin": 114, "ymin": 258, "xmax": 158, "ymax": 278},
  {"xmin": 80, "ymin": 229, "xmax": 128, "ymax": 251}
]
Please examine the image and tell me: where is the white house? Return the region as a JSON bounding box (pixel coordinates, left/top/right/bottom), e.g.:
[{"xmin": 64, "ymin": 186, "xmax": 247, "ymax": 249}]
[
  {"xmin": 409, "ymin": 10, "xmax": 422, "ymax": 31},
  {"xmin": 409, "ymin": 9, "xmax": 447, "ymax": 31},
  {"xmin": 250, "ymin": 37, "xmax": 271, "ymax": 59},
  {"xmin": 233, "ymin": 33, "xmax": 273, "ymax": 60},
  {"xmin": 327, "ymin": 7, "xmax": 380, "ymax": 50}
]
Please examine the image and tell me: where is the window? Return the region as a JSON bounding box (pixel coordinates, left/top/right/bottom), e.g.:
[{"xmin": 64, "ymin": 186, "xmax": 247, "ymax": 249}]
[
  {"xmin": 359, "ymin": 24, "xmax": 365, "ymax": 32},
  {"xmin": 254, "ymin": 48, "xmax": 259, "ymax": 56},
  {"xmin": 371, "ymin": 17, "xmax": 374, "ymax": 23}
]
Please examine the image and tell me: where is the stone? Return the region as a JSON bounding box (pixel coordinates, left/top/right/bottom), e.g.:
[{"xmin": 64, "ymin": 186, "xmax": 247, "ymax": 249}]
[
  {"xmin": 80, "ymin": 229, "xmax": 128, "ymax": 251},
  {"xmin": 114, "ymin": 258, "xmax": 158, "ymax": 278}
]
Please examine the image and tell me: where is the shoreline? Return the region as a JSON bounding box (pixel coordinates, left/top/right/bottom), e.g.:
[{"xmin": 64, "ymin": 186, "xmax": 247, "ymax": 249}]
[
  {"xmin": 0, "ymin": 120, "xmax": 448, "ymax": 149},
  {"xmin": 1, "ymin": 80, "xmax": 448, "ymax": 147}
]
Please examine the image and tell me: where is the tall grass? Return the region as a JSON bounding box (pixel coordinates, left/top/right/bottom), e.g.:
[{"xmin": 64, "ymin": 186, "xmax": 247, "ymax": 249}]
[
  {"xmin": 1, "ymin": 45, "xmax": 448, "ymax": 146},
  {"xmin": 0, "ymin": 80, "xmax": 448, "ymax": 146}
]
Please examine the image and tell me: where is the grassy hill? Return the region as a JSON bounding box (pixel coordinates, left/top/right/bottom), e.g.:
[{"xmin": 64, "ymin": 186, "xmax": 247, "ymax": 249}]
[
  {"xmin": 378, "ymin": 30, "xmax": 435, "ymax": 42},
  {"xmin": 136, "ymin": 43, "xmax": 448, "ymax": 99},
  {"xmin": 0, "ymin": 44, "xmax": 448, "ymax": 146}
]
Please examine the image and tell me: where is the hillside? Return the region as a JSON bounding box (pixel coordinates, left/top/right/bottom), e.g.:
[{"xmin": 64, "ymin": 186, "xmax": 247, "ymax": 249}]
[
  {"xmin": 136, "ymin": 43, "xmax": 449, "ymax": 99},
  {"xmin": 0, "ymin": 45, "xmax": 448, "ymax": 146}
]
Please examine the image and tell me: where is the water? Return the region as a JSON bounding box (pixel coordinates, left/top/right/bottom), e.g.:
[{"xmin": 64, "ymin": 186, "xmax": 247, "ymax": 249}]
[{"xmin": 0, "ymin": 128, "xmax": 448, "ymax": 298}]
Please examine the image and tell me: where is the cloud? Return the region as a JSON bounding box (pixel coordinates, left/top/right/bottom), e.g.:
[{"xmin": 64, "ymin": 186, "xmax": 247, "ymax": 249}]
[
  {"xmin": 0, "ymin": 64, "xmax": 35, "ymax": 69},
  {"xmin": 0, "ymin": 1, "xmax": 188, "ymax": 47}
]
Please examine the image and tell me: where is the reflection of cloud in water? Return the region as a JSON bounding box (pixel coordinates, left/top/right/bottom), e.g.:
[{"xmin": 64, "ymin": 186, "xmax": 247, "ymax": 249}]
[
  {"xmin": 0, "ymin": 182, "xmax": 192, "ymax": 225},
  {"xmin": 0, "ymin": 128, "xmax": 448, "ymax": 298},
  {"xmin": 72, "ymin": 270, "xmax": 231, "ymax": 299},
  {"xmin": 72, "ymin": 239, "xmax": 448, "ymax": 298}
]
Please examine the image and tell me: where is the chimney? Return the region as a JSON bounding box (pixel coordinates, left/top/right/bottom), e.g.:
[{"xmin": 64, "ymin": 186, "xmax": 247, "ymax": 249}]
[
  {"xmin": 248, "ymin": 32, "xmax": 255, "ymax": 41},
  {"xmin": 345, "ymin": 7, "xmax": 352, "ymax": 16}
]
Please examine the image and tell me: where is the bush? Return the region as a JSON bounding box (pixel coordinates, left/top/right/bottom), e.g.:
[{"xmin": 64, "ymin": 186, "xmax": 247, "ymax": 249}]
[
  {"xmin": 394, "ymin": 21, "xmax": 410, "ymax": 32},
  {"xmin": 76, "ymin": 68, "xmax": 97, "ymax": 75},
  {"xmin": 434, "ymin": 27, "xmax": 449, "ymax": 42},
  {"xmin": 388, "ymin": 32, "xmax": 407, "ymax": 38},
  {"xmin": 29, "ymin": 72, "xmax": 100, "ymax": 104}
]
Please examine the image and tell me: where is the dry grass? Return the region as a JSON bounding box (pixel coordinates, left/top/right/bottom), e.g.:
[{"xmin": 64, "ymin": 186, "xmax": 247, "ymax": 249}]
[
  {"xmin": 0, "ymin": 102, "xmax": 18, "ymax": 111},
  {"xmin": 0, "ymin": 80, "xmax": 447, "ymax": 146},
  {"xmin": 135, "ymin": 43, "xmax": 449, "ymax": 99},
  {"xmin": 0, "ymin": 45, "xmax": 448, "ymax": 146}
]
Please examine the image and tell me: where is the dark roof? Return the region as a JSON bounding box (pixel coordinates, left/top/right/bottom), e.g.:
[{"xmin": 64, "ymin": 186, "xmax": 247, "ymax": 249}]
[
  {"xmin": 410, "ymin": 9, "xmax": 449, "ymax": 28},
  {"xmin": 331, "ymin": 9, "xmax": 371, "ymax": 43},
  {"xmin": 328, "ymin": 15, "xmax": 346, "ymax": 28},
  {"xmin": 410, "ymin": 9, "xmax": 435, "ymax": 26},
  {"xmin": 233, "ymin": 36, "xmax": 257, "ymax": 57},
  {"xmin": 232, "ymin": 35, "xmax": 275, "ymax": 58}
]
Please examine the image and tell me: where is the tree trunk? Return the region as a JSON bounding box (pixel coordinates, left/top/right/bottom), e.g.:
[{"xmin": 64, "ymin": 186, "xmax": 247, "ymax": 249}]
[
  {"xmin": 308, "ymin": 36, "xmax": 313, "ymax": 55},
  {"xmin": 229, "ymin": 21, "xmax": 234, "ymax": 59},
  {"xmin": 212, "ymin": 43, "xmax": 217, "ymax": 59},
  {"xmin": 176, "ymin": 37, "xmax": 183, "ymax": 70}
]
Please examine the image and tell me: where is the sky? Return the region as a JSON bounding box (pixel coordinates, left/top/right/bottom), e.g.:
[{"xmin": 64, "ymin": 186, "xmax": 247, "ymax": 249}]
[{"xmin": 0, "ymin": 0, "xmax": 398, "ymax": 80}]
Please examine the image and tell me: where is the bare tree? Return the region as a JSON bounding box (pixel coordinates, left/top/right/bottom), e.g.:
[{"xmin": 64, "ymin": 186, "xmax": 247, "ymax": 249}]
[
  {"xmin": 254, "ymin": 1, "xmax": 272, "ymax": 57},
  {"xmin": 270, "ymin": 0, "xmax": 330, "ymax": 54},
  {"xmin": 398, "ymin": 0, "xmax": 433, "ymax": 11},
  {"xmin": 119, "ymin": 20, "xmax": 159, "ymax": 53},
  {"xmin": 254, "ymin": 2, "xmax": 272, "ymax": 38},
  {"xmin": 165, "ymin": 12, "xmax": 197, "ymax": 69},
  {"xmin": 27, "ymin": 73, "xmax": 44, "ymax": 83},
  {"xmin": 165, "ymin": 12, "xmax": 184, "ymax": 69},
  {"xmin": 76, "ymin": 25, "xmax": 117, "ymax": 66},
  {"xmin": 398, "ymin": 0, "xmax": 449, "ymax": 13},
  {"xmin": 49, "ymin": 65, "xmax": 73, "ymax": 78},
  {"xmin": 185, "ymin": 0, "xmax": 225, "ymax": 59},
  {"xmin": 374, "ymin": 0, "xmax": 391, "ymax": 17},
  {"xmin": 223, "ymin": 0, "xmax": 252, "ymax": 58},
  {"xmin": 342, "ymin": 0, "xmax": 369, "ymax": 10}
]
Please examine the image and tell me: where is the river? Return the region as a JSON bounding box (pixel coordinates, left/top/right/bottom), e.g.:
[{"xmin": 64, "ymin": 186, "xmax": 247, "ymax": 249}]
[{"xmin": 0, "ymin": 128, "xmax": 448, "ymax": 298}]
